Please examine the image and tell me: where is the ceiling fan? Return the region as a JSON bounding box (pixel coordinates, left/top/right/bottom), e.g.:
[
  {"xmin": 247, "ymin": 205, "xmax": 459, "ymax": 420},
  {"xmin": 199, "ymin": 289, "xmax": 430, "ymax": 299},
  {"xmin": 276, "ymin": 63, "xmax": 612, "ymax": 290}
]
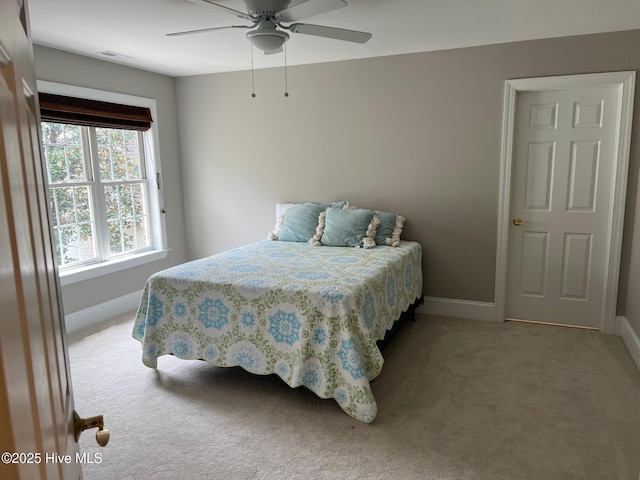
[{"xmin": 169, "ymin": 0, "xmax": 373, "ymax": 55}]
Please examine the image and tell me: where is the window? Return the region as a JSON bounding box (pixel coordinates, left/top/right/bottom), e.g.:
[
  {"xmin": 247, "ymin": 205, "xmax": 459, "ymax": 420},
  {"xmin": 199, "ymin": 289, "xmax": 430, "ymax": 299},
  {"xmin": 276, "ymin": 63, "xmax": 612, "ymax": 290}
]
[
  {"xmin": 38, "ymin": 82, "xmax": 167, "ymax": 285},
  {"xmin": 42, "ymin": 123, "xmax": 151, "ymax": 267}
]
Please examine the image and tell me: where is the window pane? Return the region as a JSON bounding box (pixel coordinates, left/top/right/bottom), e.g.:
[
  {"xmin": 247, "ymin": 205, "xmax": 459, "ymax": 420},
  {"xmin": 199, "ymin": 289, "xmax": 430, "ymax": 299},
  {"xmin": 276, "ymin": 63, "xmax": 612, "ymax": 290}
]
[
  {"xmin": 67, "ymin": 144, "xmax": 84, "ymax": 181},
  {"xmin": 100, "ymin": 143, "xmax": 124, "ymax": 181},
  {"xmin": 134, "ymin": 217, "xmax": 148, "ymax": 248},
  {"xmin": 49, "ymin": 186, "xmax": 96, "ymax": 267},
  {"xmin": 120, "ymin": 185, "xmax": 134, "ymax": 218},
  {"xmin": 107, "ymin": 219, "xmax": 124, "ymax": 255},
  {"xmin": 97, "ymin": 127, "xmax": 140, "ymax": 181},
  {"xmin": 108, "ymin": 219, "xmax": 138, "ymax": 255},
  {"xmin": 109, "ymin": 129, "xmax": 124, "ymax": 145},
  {"xmin": 45, "ymin": 145, "xmax": 67, "ymax": 183},
  {"xmin": 104, "ymin": 182, "xmax": 149, "ymax": 255},
  {"xmin": 131, "ymin": 183, "xmax": 146, "ymax": 216},
  {"xmin": 52, "ymin": 187, "xmax": 73, "ymax": 225},
  {"xmin": 125, "ymin": 131, "xmax": 141, "ymax": 178},
  {"xmin": 51, "ymin": 186, "xmax": 92, "ymax": 225},
  {"xmin": 75, "ymin": 187, "xmax": 92, "ymax": 223},
  {"xmin": 41, "ymin": 123, "xmax": 85, "ymax": 183},
  {"xmin": 98, "ymin": 145, "xmax": 112, "ymax": 180},
  {"xmin": 131, "ymin": 184, "xmax": 149, "ymax": 250},
  {"xmin": 55, "ymin": 225, "xmax": 96, "ymax": 265},
  {"xmin": 104, "ymin": 184, "xmax": 120, "ymax": 220}
]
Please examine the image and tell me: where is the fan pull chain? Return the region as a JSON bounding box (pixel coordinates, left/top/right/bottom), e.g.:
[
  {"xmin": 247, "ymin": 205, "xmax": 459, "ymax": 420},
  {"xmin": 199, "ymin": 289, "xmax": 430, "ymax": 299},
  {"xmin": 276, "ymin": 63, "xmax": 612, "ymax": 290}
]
[
  {"xmin": 250, "ymin": 43, "xmax": 256, "ymax": 98},
  {"xmin": 283, "ymin": 43, "xmax": 289, "ymax": 97}
]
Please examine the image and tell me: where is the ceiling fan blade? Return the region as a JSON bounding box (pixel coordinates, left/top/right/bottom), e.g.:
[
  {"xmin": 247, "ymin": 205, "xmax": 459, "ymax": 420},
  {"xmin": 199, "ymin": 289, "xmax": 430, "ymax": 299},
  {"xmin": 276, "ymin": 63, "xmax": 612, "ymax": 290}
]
[
  {"xmin": 186, "ymin": 0, "xmax": 253, "ymax": 21},
  {"xmin": 264, "ymin": 47, "xmax": 284, "ymax": 55},
  {"xmin": 278, "ymin": 0, "xmax": 347, "ymax": 22},
  {"xmin": 167, "ymin": 24, "xmax": 251, "ymax": 37},
  {"xmin": 289, "ymin": 23, "xmax": 372, "ymax": 43}
]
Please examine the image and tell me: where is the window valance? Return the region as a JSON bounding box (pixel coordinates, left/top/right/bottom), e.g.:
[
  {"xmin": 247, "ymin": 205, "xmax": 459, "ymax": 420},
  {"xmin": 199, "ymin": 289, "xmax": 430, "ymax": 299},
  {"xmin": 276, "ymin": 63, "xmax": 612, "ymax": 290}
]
[{"xmin": 39, "ymin": 93, "xmax": 153, "ymax": 131}]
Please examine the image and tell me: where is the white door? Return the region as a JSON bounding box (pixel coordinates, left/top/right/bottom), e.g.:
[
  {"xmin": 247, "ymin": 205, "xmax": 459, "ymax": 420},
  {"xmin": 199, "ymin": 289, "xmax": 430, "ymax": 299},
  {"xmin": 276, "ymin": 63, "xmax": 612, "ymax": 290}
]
[
  {"xmin": 504, "ymin": 79, "xmax": 630, "ymax": 329},
  {"xmin": 0, "ymin": 1, "xmax": 82, "ymax": 479}
]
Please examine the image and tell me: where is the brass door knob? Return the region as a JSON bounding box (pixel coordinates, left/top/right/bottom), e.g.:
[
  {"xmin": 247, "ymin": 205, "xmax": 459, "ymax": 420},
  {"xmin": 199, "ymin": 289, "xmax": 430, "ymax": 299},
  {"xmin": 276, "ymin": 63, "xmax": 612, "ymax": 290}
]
[
  {"xmin": 513, "ymin": 217, "xmax": 524, "ymax": 226},
  {"xmin": 73, "ymin": 411, "xmax": 110, "ymax": 447},
  {"xmin": 96, "ymin": 429, "xmax": 110, "ymax": 447}
]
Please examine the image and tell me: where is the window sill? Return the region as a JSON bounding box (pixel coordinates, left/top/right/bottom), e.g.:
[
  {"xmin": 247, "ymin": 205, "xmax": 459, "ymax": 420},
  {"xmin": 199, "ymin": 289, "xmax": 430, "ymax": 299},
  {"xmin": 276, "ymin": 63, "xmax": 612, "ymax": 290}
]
[{"xmin": 58, "ymin": 249, "xmax": 169, "ymax": 286}]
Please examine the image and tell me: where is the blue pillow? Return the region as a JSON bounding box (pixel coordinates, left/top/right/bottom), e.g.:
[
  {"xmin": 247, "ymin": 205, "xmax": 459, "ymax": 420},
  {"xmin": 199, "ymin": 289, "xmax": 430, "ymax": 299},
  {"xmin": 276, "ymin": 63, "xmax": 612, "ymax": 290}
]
[
  {"xmin": 317, "ymin": 208, "xmax": 378, "ymax": 248},
  {"xmin": 275, "ymin": 202, "xmax": 348, "ymax": 242},
  {"xmin": 268, "ymin": 201, "xmax": 348, "ymax": 240},
  {"xmin": 374, "ymin": 211, "xmax": 405, "ymax": 246}
]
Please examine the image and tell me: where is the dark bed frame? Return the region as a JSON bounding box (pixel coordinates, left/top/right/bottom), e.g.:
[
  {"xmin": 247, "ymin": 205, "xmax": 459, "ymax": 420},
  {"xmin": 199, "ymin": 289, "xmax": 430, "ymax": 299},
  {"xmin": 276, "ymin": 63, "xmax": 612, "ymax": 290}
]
[{"xmin": 377, "ymin": 296, "xmax": 424, "ymax": 351}]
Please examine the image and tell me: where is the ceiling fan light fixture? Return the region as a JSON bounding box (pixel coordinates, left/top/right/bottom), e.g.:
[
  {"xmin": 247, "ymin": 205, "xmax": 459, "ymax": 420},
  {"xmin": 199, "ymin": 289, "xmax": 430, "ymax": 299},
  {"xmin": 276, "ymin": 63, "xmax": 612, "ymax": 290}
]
[{"xmin": 246, "ymin": 29, "xmax": 289, "ymax": 52}]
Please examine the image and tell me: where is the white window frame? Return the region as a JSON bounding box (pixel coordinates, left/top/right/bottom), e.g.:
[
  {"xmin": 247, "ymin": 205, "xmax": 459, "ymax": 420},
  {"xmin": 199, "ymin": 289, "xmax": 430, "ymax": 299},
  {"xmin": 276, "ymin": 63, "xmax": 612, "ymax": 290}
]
[{"xmin": 38, "ymin": 81, "xmax": 169, "ymax": 286}]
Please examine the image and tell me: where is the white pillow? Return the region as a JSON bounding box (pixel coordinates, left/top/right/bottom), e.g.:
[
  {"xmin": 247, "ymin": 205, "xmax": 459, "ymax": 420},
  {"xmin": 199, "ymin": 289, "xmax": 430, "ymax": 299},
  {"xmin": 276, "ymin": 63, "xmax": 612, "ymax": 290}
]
[{"xmin": 267, "ymin": 203, "xmax": 295, "ymax": 240}]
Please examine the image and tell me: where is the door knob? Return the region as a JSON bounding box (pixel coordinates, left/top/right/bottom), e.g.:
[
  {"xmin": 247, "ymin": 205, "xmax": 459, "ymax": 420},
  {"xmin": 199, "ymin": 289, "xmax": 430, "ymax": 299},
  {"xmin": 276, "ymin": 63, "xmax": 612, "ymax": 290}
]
[
  {"xmin": 73, "ymin": 411, "xmax": 110, "ymax": 447},
  {"xmin": 513, "ymin": 217, "xmax": 524, "ymax": 226}
]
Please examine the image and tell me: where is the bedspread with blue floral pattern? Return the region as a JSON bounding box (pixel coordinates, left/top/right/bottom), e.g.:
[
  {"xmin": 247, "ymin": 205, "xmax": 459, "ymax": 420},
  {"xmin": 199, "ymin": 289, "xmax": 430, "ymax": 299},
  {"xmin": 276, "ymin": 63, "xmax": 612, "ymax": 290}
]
[{"xmin": 132, "ymin": 240, "xmax": 422, "ymax": 423}]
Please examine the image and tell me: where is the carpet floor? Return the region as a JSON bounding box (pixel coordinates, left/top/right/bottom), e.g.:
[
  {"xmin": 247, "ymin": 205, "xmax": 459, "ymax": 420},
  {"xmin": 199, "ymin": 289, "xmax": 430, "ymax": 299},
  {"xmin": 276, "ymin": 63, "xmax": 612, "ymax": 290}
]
[{"xmin": 68, "ymin": 313, "xmax": 640, "ymax": 480}]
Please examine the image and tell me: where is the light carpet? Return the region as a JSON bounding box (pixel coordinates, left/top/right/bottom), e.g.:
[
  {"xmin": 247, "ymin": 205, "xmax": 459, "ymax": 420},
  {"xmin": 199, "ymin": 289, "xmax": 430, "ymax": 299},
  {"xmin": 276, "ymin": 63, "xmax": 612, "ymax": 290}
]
[{"xmin": 68, "ymin": 313, "xmax": 640, "ymax": 480}]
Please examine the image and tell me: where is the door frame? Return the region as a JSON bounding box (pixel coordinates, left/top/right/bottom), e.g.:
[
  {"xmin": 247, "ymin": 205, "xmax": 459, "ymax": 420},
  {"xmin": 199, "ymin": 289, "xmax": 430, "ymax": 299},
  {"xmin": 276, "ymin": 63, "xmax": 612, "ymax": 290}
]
[{"xmin": 493, "ymin": 71, "xmax": 636, "ymax": 334}]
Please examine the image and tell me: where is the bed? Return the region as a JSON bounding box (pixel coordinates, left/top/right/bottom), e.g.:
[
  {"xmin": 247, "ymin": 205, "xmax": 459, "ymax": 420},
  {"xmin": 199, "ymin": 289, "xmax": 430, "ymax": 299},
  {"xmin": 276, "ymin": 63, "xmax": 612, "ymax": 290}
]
[{"xmin": 132, "ymin": 205, "xmax": 423, "ymax": 423}]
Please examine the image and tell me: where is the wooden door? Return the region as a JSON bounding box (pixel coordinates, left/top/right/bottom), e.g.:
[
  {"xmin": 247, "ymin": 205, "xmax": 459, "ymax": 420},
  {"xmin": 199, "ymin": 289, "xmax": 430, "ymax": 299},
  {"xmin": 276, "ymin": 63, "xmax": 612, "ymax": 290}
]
[
  {"xmin": 0, "ymin": 1, "xmax": 81, "ymax": 479},
  {"xmin": 505, "ymin": 83, "xmax": 622, "ymax": 328}
]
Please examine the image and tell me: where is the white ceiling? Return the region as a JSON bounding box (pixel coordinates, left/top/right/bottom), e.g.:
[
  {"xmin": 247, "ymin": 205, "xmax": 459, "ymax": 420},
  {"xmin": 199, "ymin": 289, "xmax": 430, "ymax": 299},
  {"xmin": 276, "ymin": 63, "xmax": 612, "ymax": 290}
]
[{"xmin": 29, "ymin": 0, "xmax": 640, "ymax": 78}]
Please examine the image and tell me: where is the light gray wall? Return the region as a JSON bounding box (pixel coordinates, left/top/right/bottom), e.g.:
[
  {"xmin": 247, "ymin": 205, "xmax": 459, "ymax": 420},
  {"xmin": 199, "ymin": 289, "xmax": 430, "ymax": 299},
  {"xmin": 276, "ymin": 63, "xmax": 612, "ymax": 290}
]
[
  {"xmin": 33, "ymin": 46, "xmax": 187, "ymax": 314},
  {"xmin": 176, "ymin": 30, "xmax": 640, "ymax": 326}
]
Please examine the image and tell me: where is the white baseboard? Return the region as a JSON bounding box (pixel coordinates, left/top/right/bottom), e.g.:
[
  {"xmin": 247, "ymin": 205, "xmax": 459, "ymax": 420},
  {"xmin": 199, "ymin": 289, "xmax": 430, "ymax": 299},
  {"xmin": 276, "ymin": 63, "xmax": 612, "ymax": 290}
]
[
  {"xmin": 416, "ymin": 296, "xmax": 496, "ymax": 322},
  {"xmin": 64, "ymin": 290, "xmax": 143, "ymax": 334},
  {"xmin": 615, "ymin": 316, "xmax": 640, "ymax": 371}
]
